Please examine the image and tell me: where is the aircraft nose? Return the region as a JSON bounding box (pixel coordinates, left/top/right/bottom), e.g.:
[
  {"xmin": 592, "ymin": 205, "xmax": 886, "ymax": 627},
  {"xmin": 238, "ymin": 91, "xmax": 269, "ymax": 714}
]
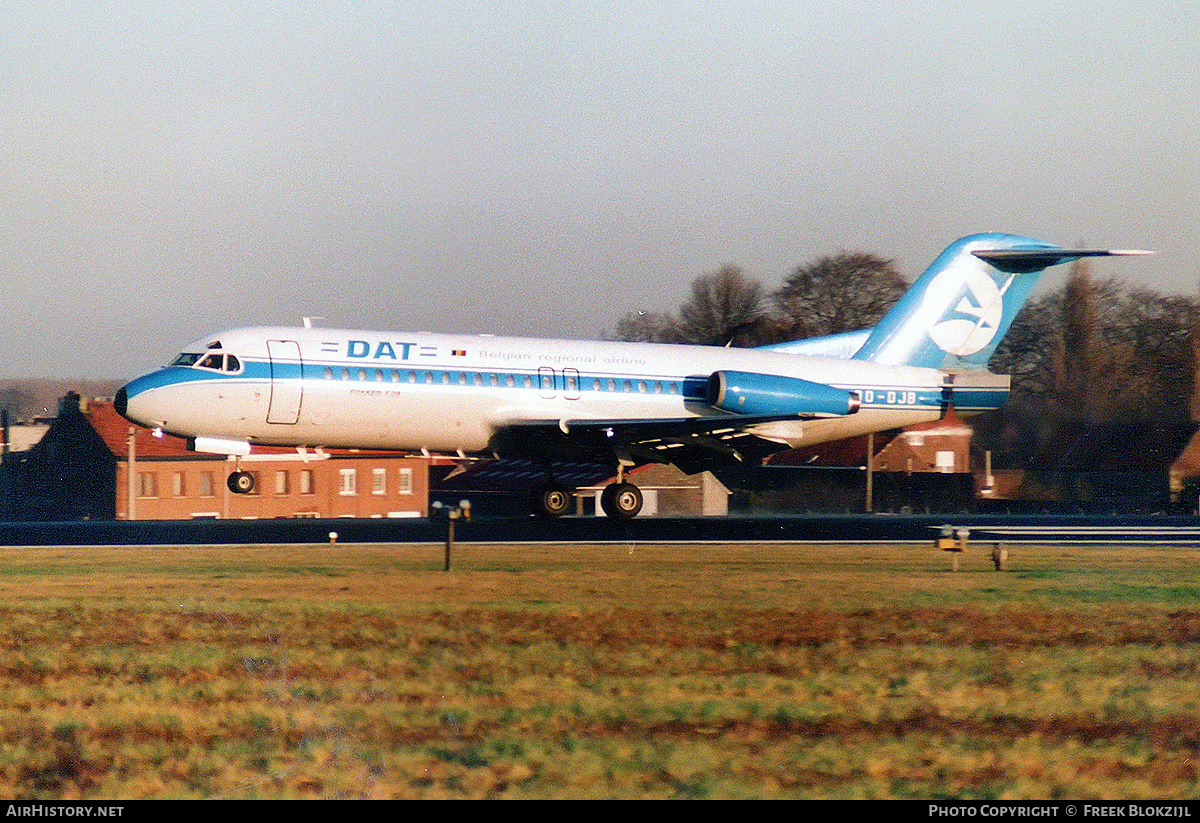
[{"xmin": 115, "ymin": 373, "xmax": 166, "ymax": 429}]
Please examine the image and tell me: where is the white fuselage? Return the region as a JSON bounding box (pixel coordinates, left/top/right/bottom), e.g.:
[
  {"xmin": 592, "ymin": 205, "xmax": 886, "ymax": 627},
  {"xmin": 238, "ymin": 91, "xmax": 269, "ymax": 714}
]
[{"xmin": 119, "ymin": 326, "xmax": 1001, "ymax": 456}]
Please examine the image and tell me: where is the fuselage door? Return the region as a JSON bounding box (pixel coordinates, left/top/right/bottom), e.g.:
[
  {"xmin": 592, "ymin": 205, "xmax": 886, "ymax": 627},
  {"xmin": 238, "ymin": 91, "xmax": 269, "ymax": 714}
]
[
  {"xmin": 538, "ymin": 366, "xmax": 557, "ymax": 400},
  {"xmin": 266, "ymin": 339, "xmax": 303, "ymax": 424},
  {"xmin": 563, "ymin": 367, "xmax": 581, "ymax": 400}
]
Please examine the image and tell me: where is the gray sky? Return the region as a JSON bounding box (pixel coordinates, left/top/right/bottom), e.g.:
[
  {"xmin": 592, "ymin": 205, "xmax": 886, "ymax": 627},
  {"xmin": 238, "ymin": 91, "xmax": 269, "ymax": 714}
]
[{"xmin": 3, "ymin": 1, "xmax": 1197, "ymax": 379}]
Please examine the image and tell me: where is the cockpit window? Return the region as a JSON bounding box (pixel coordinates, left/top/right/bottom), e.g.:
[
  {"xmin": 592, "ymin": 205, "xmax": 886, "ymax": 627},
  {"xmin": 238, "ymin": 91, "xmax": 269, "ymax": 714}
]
[
  {"xmin": 198, "ymin": 353, "xmax": 224, "ymax": 370},
  {"xmin": 173, "ymin": 351, "xmax": 242, "ymax": 372}
]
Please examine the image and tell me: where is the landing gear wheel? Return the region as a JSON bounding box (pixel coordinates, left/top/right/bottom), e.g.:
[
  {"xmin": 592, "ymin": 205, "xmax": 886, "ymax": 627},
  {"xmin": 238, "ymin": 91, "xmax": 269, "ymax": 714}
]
[
  {"xmin": 600, "ymin": 482, "xmax": 643, "ymax": 519},
  {"xmin": 227, "ymin": 471, "xmax": 255, "ymax": 494},
  {"xmin": 530, "ymin": 483, "xmax": 572, "ymax": 518}
]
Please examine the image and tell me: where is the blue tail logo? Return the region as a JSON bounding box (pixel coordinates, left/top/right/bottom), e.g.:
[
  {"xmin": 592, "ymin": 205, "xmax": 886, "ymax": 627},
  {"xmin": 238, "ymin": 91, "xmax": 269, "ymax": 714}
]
[{"xmin": 852, "ymin": 233, "xmax": 1150, "ymax": 370}]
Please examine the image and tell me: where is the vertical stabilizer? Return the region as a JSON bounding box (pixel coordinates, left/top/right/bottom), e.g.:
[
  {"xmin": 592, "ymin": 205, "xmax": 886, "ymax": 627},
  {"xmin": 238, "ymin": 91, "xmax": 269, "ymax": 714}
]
[{"xmin": 851, "ymin": 233, "xmax": 1149, "ymax": 370}]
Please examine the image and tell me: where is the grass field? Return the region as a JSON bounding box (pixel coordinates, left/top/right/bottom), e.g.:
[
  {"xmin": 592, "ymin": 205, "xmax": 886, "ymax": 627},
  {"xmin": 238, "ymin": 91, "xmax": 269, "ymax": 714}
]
[{"xmin": 2, "ymin": 537, "xmax": 1200, "ymax": 799}]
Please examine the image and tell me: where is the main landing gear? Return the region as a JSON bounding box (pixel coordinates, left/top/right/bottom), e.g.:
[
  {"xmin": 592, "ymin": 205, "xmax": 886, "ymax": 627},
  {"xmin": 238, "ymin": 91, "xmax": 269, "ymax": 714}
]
[
  {"xmin": 529, "ymin": 482, "xmax": 572, "ymax": 518},
  {"xmin": 529, "ymin": 478, "xmax": 644, "ymax": 519},
  {"xmin": 600, "ymin": 481, "xmax": 643, "ymax": 519}
]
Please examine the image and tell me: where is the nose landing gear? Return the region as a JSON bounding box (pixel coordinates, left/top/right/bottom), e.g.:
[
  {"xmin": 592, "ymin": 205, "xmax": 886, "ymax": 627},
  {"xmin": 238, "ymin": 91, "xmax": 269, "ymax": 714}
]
[{"xmin": 227, "ymin": 470, "xmax": 255, "ymax": 494}]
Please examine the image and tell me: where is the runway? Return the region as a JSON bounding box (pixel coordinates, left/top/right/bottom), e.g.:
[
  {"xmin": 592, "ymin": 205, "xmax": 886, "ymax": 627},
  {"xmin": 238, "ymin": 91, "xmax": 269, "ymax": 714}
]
[{"xmin": 2, "ymin": 513, "xmax": 1200, "ymax": 546}]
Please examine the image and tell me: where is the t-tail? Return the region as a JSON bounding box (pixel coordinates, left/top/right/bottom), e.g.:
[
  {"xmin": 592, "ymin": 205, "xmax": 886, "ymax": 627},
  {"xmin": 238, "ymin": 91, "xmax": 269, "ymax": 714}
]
[{"xmin": 847, "ymin": 233, "xmax": 1151, "ymax": 370}]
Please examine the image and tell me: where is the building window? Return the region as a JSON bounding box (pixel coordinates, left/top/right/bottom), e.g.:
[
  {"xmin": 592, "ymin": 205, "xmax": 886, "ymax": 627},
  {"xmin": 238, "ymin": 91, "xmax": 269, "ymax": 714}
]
[
  {"xmin": 275, "ymin": 471, "xmax": 290, "ymax": 495},
  {"xmin": 300, "ymin": 470, "xmax": 314, "ymax": 495},
  {"xmin": 172, "ymin": 472, "xmax": 186, "ymax": 497},
  {"xmin": 339, "ymin": 468, "xmax": 357, "ymax": 496},
  {"xmin": 137, "ymin": 472, "xmax": 157, "ymax": 498},
  {"xmin": 199, "ymin": 472, "xmax": 214, "ymax": 497},
  {"xmin": 372, "ymin": 468, "xmax": 387, "ymax": 495},
  {"xmin": 397, "ymin": 467, "xmax": 413, "ymax": 495}
]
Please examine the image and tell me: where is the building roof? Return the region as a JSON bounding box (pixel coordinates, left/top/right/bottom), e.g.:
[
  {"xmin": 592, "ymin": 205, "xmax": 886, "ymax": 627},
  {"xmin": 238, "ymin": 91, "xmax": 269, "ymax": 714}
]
[{"xmin": 79, "ymin": 397, "xmax": 422, "ymax": 461}]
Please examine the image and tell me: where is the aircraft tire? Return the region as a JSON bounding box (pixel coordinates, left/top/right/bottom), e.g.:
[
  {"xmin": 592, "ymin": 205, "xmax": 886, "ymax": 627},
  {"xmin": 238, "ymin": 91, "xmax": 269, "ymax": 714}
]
[
  {"xmin": 227, "ymin": 471, "xmax": 255, "ymax": 495},
  {"xmin": 600, "ymin": 482, "xmax": 642, "ymax": 519},
  {"xmin": 531, "ymin": 483, "xmax": 572, "ymax": 518}
]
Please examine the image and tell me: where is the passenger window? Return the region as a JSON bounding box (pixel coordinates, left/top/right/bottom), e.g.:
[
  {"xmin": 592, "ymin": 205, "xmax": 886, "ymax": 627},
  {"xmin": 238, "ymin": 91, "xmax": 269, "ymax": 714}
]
[{"xmin": 324, "ymin": 367, "xmax": 333, "ymax": 380}]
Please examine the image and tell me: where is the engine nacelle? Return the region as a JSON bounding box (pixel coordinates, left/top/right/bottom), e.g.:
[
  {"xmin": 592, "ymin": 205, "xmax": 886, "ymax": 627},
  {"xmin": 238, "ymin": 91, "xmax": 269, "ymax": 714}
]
[{"xmin": 707, "ymin": 370, "xmax": 861, "ymax": 417}]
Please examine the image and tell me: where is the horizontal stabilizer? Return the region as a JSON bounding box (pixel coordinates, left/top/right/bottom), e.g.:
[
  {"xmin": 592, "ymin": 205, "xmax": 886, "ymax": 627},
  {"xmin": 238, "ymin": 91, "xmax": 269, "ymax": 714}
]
[{"xmin": 972, "ymin": 247, "xmax": 1152, "ymax": 273}]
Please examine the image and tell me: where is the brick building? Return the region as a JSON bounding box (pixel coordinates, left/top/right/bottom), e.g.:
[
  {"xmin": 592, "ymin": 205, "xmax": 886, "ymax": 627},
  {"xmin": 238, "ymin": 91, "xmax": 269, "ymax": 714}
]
[{"xmin": 2, "ymin": 395, "xmax": 430, "ymax": 520}]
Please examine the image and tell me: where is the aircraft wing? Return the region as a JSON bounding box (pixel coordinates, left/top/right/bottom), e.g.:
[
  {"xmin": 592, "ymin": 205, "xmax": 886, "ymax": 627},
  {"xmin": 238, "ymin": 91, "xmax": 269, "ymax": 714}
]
[{"xmin": 488, "ymin": 412, "xmax": 814, "ymax": 475}]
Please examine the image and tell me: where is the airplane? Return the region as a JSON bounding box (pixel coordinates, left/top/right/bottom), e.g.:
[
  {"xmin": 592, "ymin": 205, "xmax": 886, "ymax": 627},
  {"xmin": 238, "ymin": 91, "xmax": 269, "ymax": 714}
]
[{"xmin": 115, "ymin": 232, "xmax": 1149, "ymax": 518}]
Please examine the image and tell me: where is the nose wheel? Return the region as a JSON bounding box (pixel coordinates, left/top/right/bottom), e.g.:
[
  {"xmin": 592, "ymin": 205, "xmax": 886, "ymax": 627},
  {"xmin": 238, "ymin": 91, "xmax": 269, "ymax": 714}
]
[{"xmin": 227, "ymin": 471, "xmax": 255, "ymax": 494}]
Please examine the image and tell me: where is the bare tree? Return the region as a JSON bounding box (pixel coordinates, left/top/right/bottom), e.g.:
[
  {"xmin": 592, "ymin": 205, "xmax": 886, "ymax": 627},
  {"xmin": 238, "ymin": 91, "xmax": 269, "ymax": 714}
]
[
  {"xmin": 771, "ymin": 252, "xmax": 908, "ymax": 340},
  {"xmin": 607, "ymin": 310, "xmax": 681, "ymax": 344},
  {"xmin": 674, "ymin": 265, "xmax": 766, "ymax": 347}
]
